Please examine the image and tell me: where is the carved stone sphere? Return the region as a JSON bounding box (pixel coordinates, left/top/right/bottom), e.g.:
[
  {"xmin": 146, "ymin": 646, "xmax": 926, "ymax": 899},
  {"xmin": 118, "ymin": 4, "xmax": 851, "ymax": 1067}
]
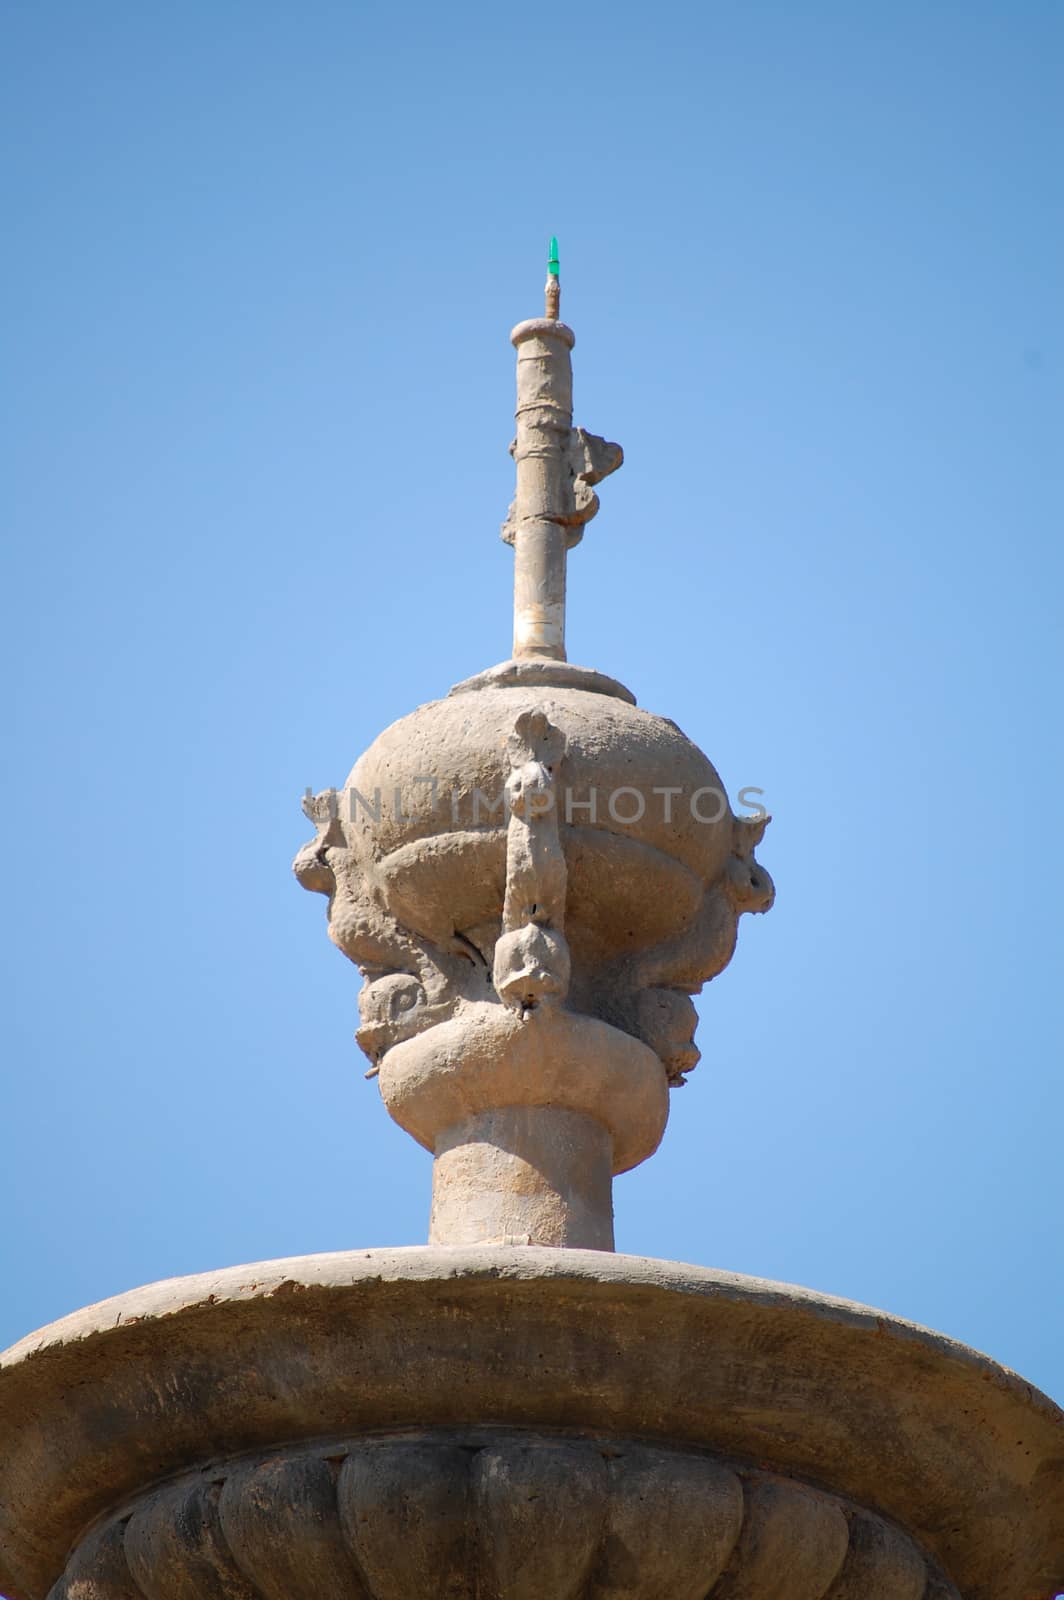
[
  {"xmin": 342, "ymin": 683, "xmax": 745, "ymax": 966},
  {"xmin": 348, "ymin": 684, "xmax": 732, "ymax": 866},
  {"xmin": 296, "ymin": 676, "xmax": 775, "ymax": 1086}
]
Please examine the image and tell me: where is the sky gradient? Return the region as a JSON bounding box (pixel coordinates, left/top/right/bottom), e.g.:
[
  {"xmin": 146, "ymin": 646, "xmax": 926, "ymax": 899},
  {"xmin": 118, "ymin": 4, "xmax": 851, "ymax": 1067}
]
[{"xmin": 3, "ymin": 0, "xmax": 1062, "ymax": 1408}]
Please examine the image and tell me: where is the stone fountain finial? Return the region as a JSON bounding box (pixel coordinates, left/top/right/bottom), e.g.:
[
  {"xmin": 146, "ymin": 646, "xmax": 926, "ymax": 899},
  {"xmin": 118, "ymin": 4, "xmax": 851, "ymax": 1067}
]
[{"xmin": 293, "ymin": 251, "xmax": 774, "ymax": 1248}]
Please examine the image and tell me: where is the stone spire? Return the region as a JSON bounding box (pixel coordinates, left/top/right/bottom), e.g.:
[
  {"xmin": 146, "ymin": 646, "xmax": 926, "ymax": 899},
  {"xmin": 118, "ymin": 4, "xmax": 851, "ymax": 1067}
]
[
  {"xmin": 293, "ymin": 250, "xmax": 775, "ymax": 1248},
  {"xmin": 502, "ymin": 238, "xmax": 622, "ymax": 661}
]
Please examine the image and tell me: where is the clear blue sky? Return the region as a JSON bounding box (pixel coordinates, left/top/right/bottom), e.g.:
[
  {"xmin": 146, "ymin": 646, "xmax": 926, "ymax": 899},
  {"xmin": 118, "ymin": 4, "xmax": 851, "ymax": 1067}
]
[{"xmin": 3, "ymin": 1, "xmax": 1061, "ymax": 1406}]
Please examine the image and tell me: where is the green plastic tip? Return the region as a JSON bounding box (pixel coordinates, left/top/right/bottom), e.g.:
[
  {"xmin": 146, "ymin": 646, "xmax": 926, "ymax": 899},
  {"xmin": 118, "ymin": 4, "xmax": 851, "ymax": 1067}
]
[{"xmin": 548, "ymin": 235, "xmax": 560, "ymax": 276}]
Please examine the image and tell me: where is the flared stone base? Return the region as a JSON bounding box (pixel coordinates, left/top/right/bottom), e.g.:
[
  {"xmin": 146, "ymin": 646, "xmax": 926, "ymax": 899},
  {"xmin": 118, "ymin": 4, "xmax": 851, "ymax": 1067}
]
[{"xmin": 1, "ymin": 1248, "xmax": 1061, "ymax": 1600}]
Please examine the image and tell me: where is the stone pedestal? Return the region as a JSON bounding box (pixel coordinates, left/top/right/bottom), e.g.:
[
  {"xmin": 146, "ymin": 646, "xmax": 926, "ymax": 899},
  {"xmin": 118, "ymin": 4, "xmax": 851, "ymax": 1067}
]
[{"xmin": 1, "ymin": 1249, "xmax": 1061, "ymax": 1600}]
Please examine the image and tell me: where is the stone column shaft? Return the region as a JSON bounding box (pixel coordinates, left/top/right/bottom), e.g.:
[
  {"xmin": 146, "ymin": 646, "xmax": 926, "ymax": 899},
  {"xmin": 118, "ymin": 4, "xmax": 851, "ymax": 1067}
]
[
  {"xmin": 509, "ymin": 318, "xmax": 577, "ymax": 660},
  {"xmin": 511, "ymin": 520, "xmax": 569, "ymax": 660},
  {"xmin": 429, "ymin": 1106, "xmax": 614, "ymax": 1249}
]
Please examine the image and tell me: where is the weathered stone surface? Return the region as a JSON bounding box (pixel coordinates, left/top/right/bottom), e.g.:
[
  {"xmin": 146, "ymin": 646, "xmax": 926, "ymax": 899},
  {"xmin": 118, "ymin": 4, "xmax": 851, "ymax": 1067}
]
[
  {"xmin": 827, "ymin": 1510, "xmax": 929, "ymax": 1600},
  {"xmin": 472, "ymin": 1439, "xmax": 608, "ymax": 1598},
  {"xmin": 430, "ymin": 1106, "xmax": 616, "ymax": 1248},
  {"xmin": 218, "ymin": 1455, "xmax": 367, "ymax": 1600},
  {"xmin": 338, "ymin": 1442, "xmax": 471, "ymax": 1597},
  {"xmin": 47, "ymin": 1521, "xmax": 142, "ymax": 1600},
  {"xmin": 586, "ymin": 1445, "xmax": 743, "ymax": 1598},
  {"xmin": 124, "ymin": 1479, "xmax": 257, "ymax": 1600},
  {"xmin": 712, "ymin": 1478, "xmax": 849, "ymax": 1599},
  {"xmin": 5, "ymin": 1248, "xmax": 1062, "ymax": 1600}
]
